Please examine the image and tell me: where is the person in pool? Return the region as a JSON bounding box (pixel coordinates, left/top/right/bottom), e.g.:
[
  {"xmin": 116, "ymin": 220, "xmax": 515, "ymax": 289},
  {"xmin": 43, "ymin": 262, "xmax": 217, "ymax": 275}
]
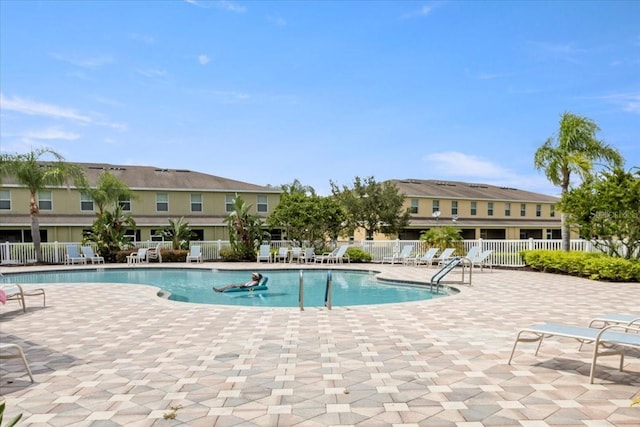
[{"xmin": 213, "ymin": 272, "xmax": 263, "ymax": 292}]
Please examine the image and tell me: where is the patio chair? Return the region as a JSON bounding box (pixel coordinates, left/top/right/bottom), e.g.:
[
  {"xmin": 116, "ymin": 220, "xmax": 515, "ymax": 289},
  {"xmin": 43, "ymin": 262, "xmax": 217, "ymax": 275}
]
[
  {"xmin": 257, "ymin": 244, "xmax": 272, "ymax": 263},
  {"xmin": 470, "ymin": 249, "xmax": 493, "ymax": 271},
  {"xmin": 126, "ymin": 248, "xmax": 148, "ymax": 265},
  {"xmin": 66, "ymin": 244, "xmax": 86, "ymax": 265},
  {"xmin": 382, "ymin": 245, "xmax": 413, "ymax": 264},
  {"xmin": 289, "ymin": 247, "xmax": 303, "ymax": 263},
  {"xmin": 81, "ymin": 245, "xmax": 104, "ymax": 264},
  {"xmin": 186, "ymin": 245, "xmax": 203, "ymax": 263},
  {"xmin": 463, "ymin": 246, "xmax": 481, "ymax": 262},
  {"xmin": 147, "ymin": 244, "xmax": 162, "ymax": 263},
  {"xmin": 329, "ymin": 245, "xmax": 350, "ymax": 263},
  {"xmin": 300, "ymin": 247, "xmax": 315, "ymax": 264},
  {"xmin": 314, "ymin": 246, "xmax": 339, "ymax": 263},
  {"xmin": 274, "ymin": 247, "xmax": 289, "ymax": 263},
  {"xmin": 0, "ymin": 343, "xmax": 34, "ymax": 382},
  {"xmin": 405, "ymin": 248, "xmax": 439, "ymax": 266},
  {"xmin": 588, "ymin": 313, "xmax": 640, "ymax": 328},
  {"xmin": 1, "ymin": 284, "xmax": 46, "ymax": 313},
  {"xmin": 432, "ymin": 248, "xmax": 455, "ymax": 266},
  {"xmin": 508, "ymin": 322, "xmax": 640, "ymax": 383}
]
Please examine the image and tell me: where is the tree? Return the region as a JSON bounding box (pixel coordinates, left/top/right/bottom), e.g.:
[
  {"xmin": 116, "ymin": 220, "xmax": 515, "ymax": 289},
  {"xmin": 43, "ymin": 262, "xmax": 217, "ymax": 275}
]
[
  {"xmin": 534, "ymin": 112, "xmax": 623, "ymax": 251},
  {"xmin": 83, "ymin": 205, "xmax": 136, "ymax": 262},
  {"xmin": 559, "ymin": 167, "xmax": 640, "ymax": 259},
  {"xmin": 157, "ymin": 217, "xmax": 195, "ymax": 250},
  {"xmin": 0, "ymin": 149, "xmax": 87, "ymax": 262},
  {"xmin": 331, "ymin": 176, "xmax": 410, "ymax": 240},
  {"xmin": 84, "ymin": 171, "xmax": 134, "ymax": 215},
  {"xmin": 419, "ymin": 226, "xmax": 463, "ymax": 251},
  {"xmin": 225, "ymin": 196, "xmax": 268, "ymax": 261}
]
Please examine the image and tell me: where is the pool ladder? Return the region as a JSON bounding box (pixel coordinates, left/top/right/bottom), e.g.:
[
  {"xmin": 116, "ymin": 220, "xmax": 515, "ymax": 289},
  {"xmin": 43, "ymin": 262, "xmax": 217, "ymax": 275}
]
[
  {"xmin": 429, "ymin": 257, "xmax": 472, "ymax": 293},
  {"xmin": 298, "ymin": 270, "xmax": 333, "ymax": 311}
]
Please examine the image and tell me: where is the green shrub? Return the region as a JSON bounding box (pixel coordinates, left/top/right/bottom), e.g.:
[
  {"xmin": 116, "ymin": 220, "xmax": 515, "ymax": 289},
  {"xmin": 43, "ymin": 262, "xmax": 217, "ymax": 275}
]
[
  {"xmin": 220, "ymin": 248, "xmax": 242, "ymax": 262},
  {"xmin": 346, "ymin": 247, "xmax": 372, "ymax": 263},
  {"xmin": 522, "ymin": 250, "xmax": 640, "ymax": 282}
]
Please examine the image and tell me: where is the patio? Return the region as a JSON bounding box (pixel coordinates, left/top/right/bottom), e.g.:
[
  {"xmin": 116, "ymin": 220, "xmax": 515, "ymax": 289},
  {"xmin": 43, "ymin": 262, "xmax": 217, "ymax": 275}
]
[{"xmin": 1, "ymin": 263, "xmax": 639, "ymax": 426}]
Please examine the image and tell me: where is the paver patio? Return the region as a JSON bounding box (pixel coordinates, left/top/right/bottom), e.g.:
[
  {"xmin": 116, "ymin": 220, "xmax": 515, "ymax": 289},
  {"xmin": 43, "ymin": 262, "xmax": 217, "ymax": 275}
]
[{"xmin": 1, "ymin": 262, "xmax": 639, "ymax": 426}]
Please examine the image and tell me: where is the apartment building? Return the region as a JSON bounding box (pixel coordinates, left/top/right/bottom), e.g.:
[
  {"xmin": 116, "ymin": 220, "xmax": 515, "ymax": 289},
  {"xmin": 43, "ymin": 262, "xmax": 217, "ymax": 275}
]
[
  {"xmin": 390, "ymin": 179, "xmax": 561, "ymax": 240},
  {"xmin": 0, "ymin": 162, "xmax": 282, "ymax": 243}
]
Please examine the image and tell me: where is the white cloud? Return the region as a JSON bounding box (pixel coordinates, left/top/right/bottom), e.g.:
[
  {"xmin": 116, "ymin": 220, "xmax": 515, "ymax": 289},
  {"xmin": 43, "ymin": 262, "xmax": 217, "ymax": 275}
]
[
  {"xmin": 400, "ymin": 4, "xmax": 433, "ymax": 19},
  {"xmin": 185, "ymin": 0, "xmax": 246, "ymax": 13},
  {"xmin": 50, "ymin": 52, "xmax": 114, "ymax": 69},
  {"xmin": 267, "ymin": 15, "xmax": 287, "ymax": 26},
  {"xmin": 422, "ymin": 151, "xmax": 558, "ymax": 195},
  {"xmin": 21, "ymin": 128, "xmax": 80, "ymax": 141},
  {"xmin": 198, "ymin": 54, "xmax": 211, "ymax": 65},
  {"xmin": 128, "ymin": 33, "xmax": 155, "ymax": 45},
  {"xmin": 0, "ymin": 93, "xmax": 92, "ymax": 123},
  {"xmin": 136, "ymin": 68, "xmax": 168, "ymax": 78},
  {"xmin": 594, "ymin": 92, "xmax": 640, "ymax": 114}
]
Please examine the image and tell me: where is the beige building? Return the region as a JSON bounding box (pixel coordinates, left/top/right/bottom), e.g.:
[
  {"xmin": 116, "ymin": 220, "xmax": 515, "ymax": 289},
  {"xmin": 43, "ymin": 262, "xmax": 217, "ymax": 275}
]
[
  {"xmin": 0, "ymin": 163, "xmax": 282, "ymax": 243},
  {"xmin": 385, "ymin": 179, "xmax": 561, "ymax": 240}
]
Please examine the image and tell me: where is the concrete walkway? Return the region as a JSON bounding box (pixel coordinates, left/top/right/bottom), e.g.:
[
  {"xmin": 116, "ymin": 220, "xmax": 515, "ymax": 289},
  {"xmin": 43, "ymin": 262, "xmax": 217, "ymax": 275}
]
[{"xmin": 1, "ymin": 262, "xmax": 639, "ymax": 426}]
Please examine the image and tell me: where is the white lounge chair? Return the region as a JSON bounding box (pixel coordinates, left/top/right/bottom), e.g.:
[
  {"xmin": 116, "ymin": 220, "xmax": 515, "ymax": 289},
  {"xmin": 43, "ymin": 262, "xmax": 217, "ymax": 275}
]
[
  {"xmin": 81, "ymin": 246, "xmax": 104, "ymax": 264},
  {"xmin": 147, "ymin": 244, "xmax": 162, "ymax": 263},
  {"xmin": 289, "ymin": 247, "xmax": 303, "ymax": 263},
  {"xmin": 470, "ymin": 249, "xmax": 493, "ymax": 271},
  {"xmin": 463, "ymin": 246, "xmax": 481, "ymax": 262},
  {"xmin": 0, "ymin": 343, "xmax": 34, "ymax": 382},
  {"xmin": 300, "ymin": 247, "xmax": 315, "ymax": 264},
  {"xmin": 432, "ymin": 248, "xmax": 455, "ymax": 266},
  {"xmin": 127, "ymin": 248, "xmax": 148, "ymax": 265},
  {"xmin": 257, "ymin": 244, "xmax": 272, "ymax": 263},
  {"xmin": 508, "ymin": 322, "xmax": 640, "ymax": 383},
  {"xmin": 1, "ymin": 284, "xmax": 46, "ymax": 313},
  {"xmin": 405, "ymin": 248, "xmax": 439, "ymax": 266},
  {"xmin": 382, "ymin": 245, "xmax": 413, "ymax": 264},
  {"xmin": 274, "ymin": 247, "xmax": 289, "ymax": 263},
  {"xmin": 66, "ymin": 245, "xmax": 86, "ymax": 265},
  {"xmin": 186, "ymin": 245, "xmax": 203, "ymax": 263},
  {"xmin": 588, "ymin": 313, "xmax": 640, "ymax": 328}
]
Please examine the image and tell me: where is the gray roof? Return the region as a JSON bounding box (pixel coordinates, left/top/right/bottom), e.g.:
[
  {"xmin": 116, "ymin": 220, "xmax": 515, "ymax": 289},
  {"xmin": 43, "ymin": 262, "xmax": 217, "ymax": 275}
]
[
  {"xmin": 390, "ymin": 179, "xmax": 559, "ymax": 202},
  {"xmin": 2, "ymin": 162, "xmax": 281, "ymax": 193}
]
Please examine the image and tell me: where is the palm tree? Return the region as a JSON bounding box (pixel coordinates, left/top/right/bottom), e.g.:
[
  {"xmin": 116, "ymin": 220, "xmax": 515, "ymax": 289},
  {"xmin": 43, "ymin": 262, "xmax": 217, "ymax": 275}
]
[
  {"xmin": 84, "ymin": 205, "xmax": 136, "ymax": 262},
  {"xmin": 84, "ymin": 171, "xmax": 134, "ymax": 215},
  {"xmin": 534, "ymin": 112, "xmax": 623, "ymax": 251},
  {"xmin": 225, "ymin": 196, "xmax": 267, "ymax": 261},
  {"xmin": 158, "ymin": 217, "xmax": 195, "ymax": 250},
  {"xmin": 0, "ymin": 149, "xmax": 86, "ymax": 262}
]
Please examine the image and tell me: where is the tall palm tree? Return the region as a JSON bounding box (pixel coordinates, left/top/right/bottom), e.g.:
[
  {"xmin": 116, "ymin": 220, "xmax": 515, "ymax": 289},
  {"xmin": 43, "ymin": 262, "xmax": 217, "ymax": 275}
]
[
  {"xmin": 225, "ymin": 196, "xmax": 267, "ymax": 261},
  {"xmin": 534, "ymin": 112, "xmax": 623, "ymax": 251},
  {"xmin": 0, "ymin": 148, "xmax": 87, "ymax": 262},
  {"xmin": 85, "ymin": 171, "xmax": 134, "ymax": 215}
]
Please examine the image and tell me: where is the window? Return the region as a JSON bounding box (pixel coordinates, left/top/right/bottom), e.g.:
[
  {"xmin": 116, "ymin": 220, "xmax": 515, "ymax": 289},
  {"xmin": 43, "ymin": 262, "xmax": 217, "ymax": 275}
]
[
  {"xmin": 0, "ymin": 190, "xmax": 10, "ymax": 210},
  {"xmin": 432, "ymin": 200, "xmax": 440, "ymax": 214},
  {"xmin": 225, "ymin": 195, "xmax": 235, "ymax": 212},
  {"xmin": 550, "ymin": 204, "xmax": 555, "ymax": 218},
  {"xmin": 410, "ymin": 199, "xmax": 419, "ymax": 214},
  {"xmin": 520, "ymin": 203, "xmax": 526, "ymax": 217},
  {"xmin": 38, "ymin": 191, "xmax": 52, "ymax": 211},
  {"xmin": 451, "ymin": 201, "xmax": 458, "ymax": 216},
  {"xmin": 80, "ymin": 193, "xmax": 94, "ymax": 211},
  {"xmin": 536, "ymin": 204, "xmax": 542, "ymax": 217},
  {"xmin": 504, "ymin": 202, "xmax": 511, "ymax": 217},
  {"xmin": 119, "ymin": 196, "xmax": 131, "ymax": 211},
  {"xmin": 487, "ymin": 202, "xmax": 494, "ymax": 216},
  {"xmin": 156, "ymin": 193, "xmax": 169, "ymax": 212},
  {"xmin": 191, "ymin": 194, "xmax": 202, "ymax": 212},
  {"xmin": 257, "ymin": 195, "xmax": 268, "ymax": 213},
  {"xmin": 470, "ymin": 201, "xmax": 477, "ymax": 216}
]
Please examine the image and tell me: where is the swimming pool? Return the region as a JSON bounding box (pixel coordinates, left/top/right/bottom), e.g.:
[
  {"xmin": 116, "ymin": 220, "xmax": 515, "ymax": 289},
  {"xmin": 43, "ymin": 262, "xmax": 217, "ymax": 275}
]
[{"xmin": 1, "ymin": 268, "xmax": 454, "ymax": 307}]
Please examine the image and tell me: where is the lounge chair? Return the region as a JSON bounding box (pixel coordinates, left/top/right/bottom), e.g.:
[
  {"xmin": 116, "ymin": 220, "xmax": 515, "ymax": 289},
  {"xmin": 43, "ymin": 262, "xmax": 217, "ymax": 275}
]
[
  {"xmin": 315, "ymin": 245, "xmax": 349, "ymax": 263},
  {"xmin": 470, "ymin": 249, "xmax": 493, "ymax": 271},
  {"xmin": 289, "ymin": 247, "xmax": 303, "ymax": 263},
  {"xmin": 1, "ymin": 284, "xmax": 46, "ymax": 313},
  {"xmin": 0, "ymin": 343, "xmax": 34, "ymax": 382},
  {"xmin": 186, "ymin": 245, "xmax": 203, "ymax": 263},
  {"xmin": 382, "ymin": 245, "xmax": 413, "ymax": 264},
  {"xmin": 147, "ymin": 244, "xmax": 162, "ymax": 263},
  {"xmin": 81, "ymin": 245, "xmax": 104, "ymax": 264},
  {"xmin": 314, "ymin": 246, "xmax": 338, "ymax": 263},
  {"xmin": 463, "ymin": 246, "xmax": 481, "ymax": 262},
  {"xmin": 66, "ymin": 244, "xmax": 86, "ymax": 265},
  {"xmin": 508, "ymin": 322, "xmax": 640, "ymax": 383},
  {"xmin": 432, "ymin": 248, "xmax": 455, "ymax": 266},
  {"xmin": 274, "ymin": 247, "xmax": 289, "ymax": 263},
  {"xmin": 405, "ymin": 248, "xmax": 439, "ymax": 266},
  {"xmin": 257, "ymin": 244, "xmax": 272, "ymax": 263},
  {"xmin": 126, "ymin": 248, "xmax": 148, "ymax": 265},
  {"xmin": 300, "ymin": 247, "xmax": 315, "ymax": 264},
  {"xmin": 588, "ymin": 313, "xmax": 640, "ymax": 328}
]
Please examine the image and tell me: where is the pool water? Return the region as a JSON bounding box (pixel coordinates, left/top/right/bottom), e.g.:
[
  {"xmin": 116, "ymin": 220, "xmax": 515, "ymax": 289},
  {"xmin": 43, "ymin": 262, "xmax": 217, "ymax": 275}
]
[{"xmin": 1, "ymin": 268, "xmax": 452, "ymax": 307}]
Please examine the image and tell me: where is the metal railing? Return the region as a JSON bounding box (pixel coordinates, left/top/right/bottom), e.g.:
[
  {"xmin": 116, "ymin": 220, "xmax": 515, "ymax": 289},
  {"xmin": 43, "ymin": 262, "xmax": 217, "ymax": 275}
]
[{"xmin": 0, "ymin": 238, "xmax": 607, "ymax": 267}]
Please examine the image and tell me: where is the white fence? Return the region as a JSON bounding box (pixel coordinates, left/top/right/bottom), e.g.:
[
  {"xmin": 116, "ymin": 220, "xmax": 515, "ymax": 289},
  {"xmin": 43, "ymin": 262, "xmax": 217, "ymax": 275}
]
[{"xmin": 0, "ymin": 239, "xmax": 602, "ymax": 267}]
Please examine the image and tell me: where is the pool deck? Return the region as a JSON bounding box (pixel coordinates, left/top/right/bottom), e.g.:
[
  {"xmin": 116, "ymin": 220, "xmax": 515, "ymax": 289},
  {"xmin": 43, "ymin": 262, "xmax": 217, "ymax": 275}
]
[{"xmin": 1, "ymin": 262, "xmax": 639, "ymax": 426}]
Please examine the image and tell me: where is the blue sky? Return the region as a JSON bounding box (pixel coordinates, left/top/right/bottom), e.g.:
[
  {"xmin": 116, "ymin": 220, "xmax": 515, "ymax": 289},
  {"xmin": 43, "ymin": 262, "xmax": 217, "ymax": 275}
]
[{"xmin": 1, "ymin": 1, "xmax": 638, "ymax": 197}]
